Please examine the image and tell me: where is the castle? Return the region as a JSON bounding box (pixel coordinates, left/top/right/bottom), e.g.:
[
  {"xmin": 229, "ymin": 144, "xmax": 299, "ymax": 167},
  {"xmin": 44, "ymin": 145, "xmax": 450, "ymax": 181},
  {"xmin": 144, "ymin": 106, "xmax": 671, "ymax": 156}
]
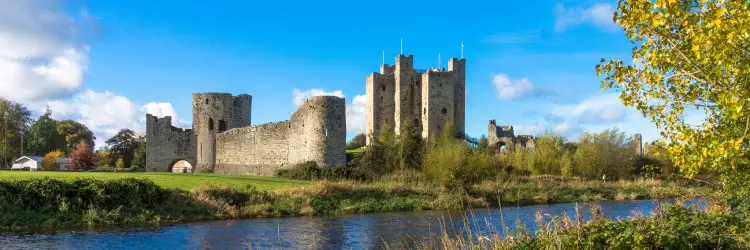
[
  {"xmin": 366, "ymin": 54, "xmax": 466, "ymax": 143},
  {"xmin": 146, "ymin": 93, "xmax": 346, "ymax": 175},
  {"xmin": 487, "ymin": 120, "xmax": 535, "ymax": 151}
]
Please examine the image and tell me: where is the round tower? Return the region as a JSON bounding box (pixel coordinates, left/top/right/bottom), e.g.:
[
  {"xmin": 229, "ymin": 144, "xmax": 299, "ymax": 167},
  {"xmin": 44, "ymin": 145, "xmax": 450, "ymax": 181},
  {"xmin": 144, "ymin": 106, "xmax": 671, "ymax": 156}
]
[{"xmin": 192, "ymin": 92, "xmax": 252, "ymax": 173}]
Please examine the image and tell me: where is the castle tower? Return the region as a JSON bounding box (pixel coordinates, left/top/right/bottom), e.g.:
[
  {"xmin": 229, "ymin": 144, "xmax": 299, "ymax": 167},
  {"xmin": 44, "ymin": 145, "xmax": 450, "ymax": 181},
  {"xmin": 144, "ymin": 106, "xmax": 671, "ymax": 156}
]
[
  {"xmin": 394, "ymin": 55, "xmax": 422, "ymax": 136},
  {"xmin": 449, "ymin": 58, "xmax": 466, "ymax": 135},
  {"xmin": 366, "ymin": 54, "xmax": 466, "ymax": 144},
  {"xmin": 192, "ymin": 93, "xmax": 252, "ymax": 173}
]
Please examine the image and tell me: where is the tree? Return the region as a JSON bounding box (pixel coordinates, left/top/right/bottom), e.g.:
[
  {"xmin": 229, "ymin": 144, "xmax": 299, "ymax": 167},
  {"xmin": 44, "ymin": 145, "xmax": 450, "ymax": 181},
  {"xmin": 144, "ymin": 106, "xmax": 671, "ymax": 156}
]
[
  {"xmin": 131, "ymin": 141, "xmax": 146, "ymax": 168},
  {"xmin": 398, "ymin": 120, "xmax": 423, "ymax": 170},
  {"xmin": 573, "ymin": 128, "xmax": 638, "ymax": 180},
  {"xmin": 0, "ymin": 98, "xmax": 31, "ymax": 167},
  {"xmin": 27, "ymin": 108, "xmax": 65, "ymax": 156},
  {"xmin": 115, "ymin": 158, "xmax": 125, "ymax": 169},
  {"xmin": 596, "ymin": 0, "xmax": 749, "ymax": 203},
  {"xmin": 69, "ymin": 142, "xmax": 96, "ymax": 171},
  {"xmin": 41, "ymin": 150, "xmax": 64, "ymax": 171},
  {"xmin": 56, "ymin": 120, "xmax": 95, "ymax": 155},
  {"xmin": 105, "ymin": 129, "xmax": 138, "ymax": 168},
  {"xmin": 346, "ymin": 133, "xmax": 366, "ymax": 150}
]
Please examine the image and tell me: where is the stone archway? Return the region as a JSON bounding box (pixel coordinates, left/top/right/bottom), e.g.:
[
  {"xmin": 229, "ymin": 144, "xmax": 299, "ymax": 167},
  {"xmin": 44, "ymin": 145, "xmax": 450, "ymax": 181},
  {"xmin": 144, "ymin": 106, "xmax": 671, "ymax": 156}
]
[
  {"xmin": 168, "ymin": 159, "xmax": 194, "ymax": 173},
  {"xmin": 496, "ymin": 142, "xmax": 508, "ymax": 153}
]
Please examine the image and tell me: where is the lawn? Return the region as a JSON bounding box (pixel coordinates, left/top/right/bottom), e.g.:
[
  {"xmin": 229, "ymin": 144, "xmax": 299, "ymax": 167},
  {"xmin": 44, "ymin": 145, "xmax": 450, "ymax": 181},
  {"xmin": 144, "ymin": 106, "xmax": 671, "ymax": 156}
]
[
  {"xmin": 346, "ymin": 147, "xmax": 366, "ymax": 154},
  {"xmin": 0, "ymin": 171, "xmax": 310, "ymax": 191}
]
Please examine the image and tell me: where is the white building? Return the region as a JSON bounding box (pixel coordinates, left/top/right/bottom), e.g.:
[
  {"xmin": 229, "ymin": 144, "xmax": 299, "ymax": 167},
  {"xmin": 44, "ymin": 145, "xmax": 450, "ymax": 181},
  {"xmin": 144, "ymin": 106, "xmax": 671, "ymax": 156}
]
[{"xmin": 11, "ymin": 156, "xmax": 72, "ymax": 171}]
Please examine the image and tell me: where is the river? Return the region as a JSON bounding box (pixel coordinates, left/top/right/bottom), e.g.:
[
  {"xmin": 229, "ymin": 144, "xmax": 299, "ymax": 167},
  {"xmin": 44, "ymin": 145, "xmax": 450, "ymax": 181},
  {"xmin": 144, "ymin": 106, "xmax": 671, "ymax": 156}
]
[{"xmin": 0, "ymin": 199, "xmax": 703, "ymax": 249}]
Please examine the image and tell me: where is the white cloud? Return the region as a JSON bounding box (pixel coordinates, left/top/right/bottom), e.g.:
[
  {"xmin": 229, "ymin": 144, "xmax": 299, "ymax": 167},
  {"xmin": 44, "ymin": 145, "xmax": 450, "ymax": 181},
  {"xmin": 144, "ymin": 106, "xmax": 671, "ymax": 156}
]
[
  {"xmin": 346, "ymin": 95, "xmax": 367, "ymax": 135},
  {"xmin": 292, "ymin": 88, "xmax": 344, "ymax": 106},
  {"xmin": 554, "ymin": 3, "xmax": 618, "ymax": 32},
  {"xmin": 553, "ymin": 93, "xmax": 626, "ymax": 124},
  {"xmin": 142, "ymin": 102, "xmax": 185, "ymax": 126},
  {"xmin": 45, "ymin": 90, "xmax": 181, "ymax": 148},
  {"xmin": 492, "ymin": 73, "xmax": 534, "ymax": 100},
  {"xmin": 0, "ymin": 0, "xmax": 91, "ymax": 103}
]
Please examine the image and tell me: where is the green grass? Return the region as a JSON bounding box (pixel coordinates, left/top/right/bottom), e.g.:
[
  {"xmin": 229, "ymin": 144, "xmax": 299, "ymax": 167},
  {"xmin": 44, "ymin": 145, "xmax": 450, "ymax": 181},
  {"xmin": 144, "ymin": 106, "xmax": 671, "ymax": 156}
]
[
  {"xmin": 0, "ymin": 171, "xmax": 309, "ymax": 191},
  {"xmin": 346, "ymin": 147, "xmax": 366, "ymax": 154}
]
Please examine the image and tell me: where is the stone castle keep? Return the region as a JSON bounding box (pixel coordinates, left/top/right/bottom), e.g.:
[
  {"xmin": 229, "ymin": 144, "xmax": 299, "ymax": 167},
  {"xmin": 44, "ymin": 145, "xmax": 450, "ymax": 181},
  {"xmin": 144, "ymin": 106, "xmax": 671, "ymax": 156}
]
[
  {"xmin": 366, "ymin": 54, "xmax": 466, "ymax": 143},
  {"xmin": 146, "ymin": 93, "xmax": 346, "ymax": 175}
]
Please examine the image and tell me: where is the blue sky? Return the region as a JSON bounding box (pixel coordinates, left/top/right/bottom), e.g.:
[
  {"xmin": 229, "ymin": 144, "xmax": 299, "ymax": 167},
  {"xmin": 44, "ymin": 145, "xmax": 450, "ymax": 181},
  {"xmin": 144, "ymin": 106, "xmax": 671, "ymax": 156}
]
[{"xmin": 0, "ymin": 0, "xmax": 666, "ymax": 147}]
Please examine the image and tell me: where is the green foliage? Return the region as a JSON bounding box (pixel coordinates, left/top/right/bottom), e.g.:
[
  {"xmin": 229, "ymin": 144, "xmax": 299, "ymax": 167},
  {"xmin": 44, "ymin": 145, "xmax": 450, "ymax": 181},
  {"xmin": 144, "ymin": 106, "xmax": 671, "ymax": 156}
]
[
  {"xmin": 573, "ymin": 128, "xmax": 638, "ymax": 180},
  {"xmin": 423, "ymin": 122, "xmax": 495, "ymax": 190},
  {"xmin": 0, "ymin": 98, "xmax": 31, "ymax": 167},
  {"xmin": 0, "ymin": 178, "xmax": 204, "ymax": 230},
  {"xmin": 27, "ymin": 108, "xmax": 65, "ymax": 156},
  {"xmin": 397, "ymin": 120, "xmax": 423, "ymax": 171},
  {"xmin": 345, "ymin": 133, "xmax": 366, "ymax": 150},
  {"xmin": 106, "ymin": 129, "xmax": 138, "ymax": 168},
  {"xmin": 597, "ymin": 0, "xmax": 749, "ymax": 202},
  {"xmin": 131, "ymin": 142, "xmax": 146, "ymax": 169},
  {"xmin": 115, "ymin": 158, "xmax": 125, "ymax": 169},
  {"xmin": 56, "ymin": 120, "xmax": 95, "ymax": 155},
  {"xmin": 513, "ymin": 132, "xmax": 567, "ymax": 175},
  {"xmin": 275, "ymin": 161, "xmax": 321, "ymax": 180}
]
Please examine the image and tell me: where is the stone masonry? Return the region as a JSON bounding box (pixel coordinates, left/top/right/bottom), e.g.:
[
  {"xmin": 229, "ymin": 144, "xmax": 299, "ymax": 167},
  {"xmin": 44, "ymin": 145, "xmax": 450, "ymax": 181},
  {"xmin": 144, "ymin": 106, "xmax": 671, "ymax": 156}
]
[
  {"xmin": 215, "ymin": 96, "xmax": 346, "ymax": 175},
  {"xmin": 366, "ymin": 54, "xmax": 465, "ymax": 144},
  {"xmin": 146, "ymin": 93, "xmax": 346, "ymax": 176},
  {"xmin": 487, "ymin": 120, "xmax": 535, "ymax": 151},
  {"xmin": 145, "ymin": 115, "xmax": 196, "ymax": 172}
]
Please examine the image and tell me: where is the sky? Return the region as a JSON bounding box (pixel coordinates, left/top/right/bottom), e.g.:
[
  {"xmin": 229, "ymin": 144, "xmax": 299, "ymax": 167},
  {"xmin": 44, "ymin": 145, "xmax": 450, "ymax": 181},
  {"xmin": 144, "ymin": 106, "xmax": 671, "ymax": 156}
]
[{"xmin": 0, "ymin": 0, "xmax": 671, "ymax": 148}]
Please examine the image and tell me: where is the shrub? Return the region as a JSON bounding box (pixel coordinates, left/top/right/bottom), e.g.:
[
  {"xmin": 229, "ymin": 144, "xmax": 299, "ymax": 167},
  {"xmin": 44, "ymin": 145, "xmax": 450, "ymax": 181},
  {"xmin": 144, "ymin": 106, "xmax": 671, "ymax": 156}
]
[
  {"xmin": 42, "ymin": 150, "xmax": 65, "ymax": 171},
  {"xmin": 275, "ymin": 161, "xmax": 321, "ymax": 180},
  {"xmin": 115, "ymin": 158, "xmax": 125, "ymax": 169}
]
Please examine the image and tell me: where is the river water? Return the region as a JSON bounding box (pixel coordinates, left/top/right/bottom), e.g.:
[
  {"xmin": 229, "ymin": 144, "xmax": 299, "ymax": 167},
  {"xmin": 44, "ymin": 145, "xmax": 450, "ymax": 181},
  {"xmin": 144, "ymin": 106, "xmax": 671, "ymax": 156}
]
[{"xmin": 1, "ymin": 199, "xmax": 702, "ymax": 249}]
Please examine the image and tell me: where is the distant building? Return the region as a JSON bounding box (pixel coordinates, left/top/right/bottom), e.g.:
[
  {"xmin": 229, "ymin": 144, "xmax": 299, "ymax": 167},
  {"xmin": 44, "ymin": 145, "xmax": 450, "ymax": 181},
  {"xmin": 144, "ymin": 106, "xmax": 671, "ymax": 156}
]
[{"xmin": 10, "ymin": 156, "xmax": 71, "ymax": 171}]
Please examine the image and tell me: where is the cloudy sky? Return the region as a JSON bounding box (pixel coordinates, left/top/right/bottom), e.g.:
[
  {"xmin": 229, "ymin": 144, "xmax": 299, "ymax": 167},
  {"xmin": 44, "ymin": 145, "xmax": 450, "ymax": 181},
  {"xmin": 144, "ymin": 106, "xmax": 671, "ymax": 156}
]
[{"xmin": 0, "ymin": 0, "xmax": 663, "ymax": 148}]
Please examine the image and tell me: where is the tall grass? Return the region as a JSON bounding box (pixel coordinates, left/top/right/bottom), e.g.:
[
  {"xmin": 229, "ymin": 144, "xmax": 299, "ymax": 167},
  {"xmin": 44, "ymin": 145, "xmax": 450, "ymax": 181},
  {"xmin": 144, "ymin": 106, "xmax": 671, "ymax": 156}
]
[{"xmin": 403, "ymin": 202, "xmax": 750, "ymax": 250}]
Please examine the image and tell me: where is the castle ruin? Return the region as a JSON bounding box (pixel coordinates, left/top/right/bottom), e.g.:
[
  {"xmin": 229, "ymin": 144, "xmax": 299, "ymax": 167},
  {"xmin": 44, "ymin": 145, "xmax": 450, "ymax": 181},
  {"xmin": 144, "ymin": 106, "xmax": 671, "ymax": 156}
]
[
  {"xmin": 366, "ymin": 54, "xmax": 465, "ymax": 144},
  {"xmin": 487, "ymin": 120, "xmax": 535, "ymax": 151},
  {"xmin": 146, "ymin": 93, "xmax": 346, "ymax": 175}
]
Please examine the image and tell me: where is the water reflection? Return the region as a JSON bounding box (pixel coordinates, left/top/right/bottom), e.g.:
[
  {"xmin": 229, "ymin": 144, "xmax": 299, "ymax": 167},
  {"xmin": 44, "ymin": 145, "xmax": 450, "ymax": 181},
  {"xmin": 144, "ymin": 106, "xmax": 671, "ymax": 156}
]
[{"xmin": 0, "ymin": 199, "xmax": 703, "ymax": 250}]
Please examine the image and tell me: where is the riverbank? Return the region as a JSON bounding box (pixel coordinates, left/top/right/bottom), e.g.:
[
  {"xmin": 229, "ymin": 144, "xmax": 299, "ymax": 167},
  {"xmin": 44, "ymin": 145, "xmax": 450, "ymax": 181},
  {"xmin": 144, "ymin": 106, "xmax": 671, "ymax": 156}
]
[{"xmin": 0, "ymin": 173, "xmax": 715, "ymax": 231}]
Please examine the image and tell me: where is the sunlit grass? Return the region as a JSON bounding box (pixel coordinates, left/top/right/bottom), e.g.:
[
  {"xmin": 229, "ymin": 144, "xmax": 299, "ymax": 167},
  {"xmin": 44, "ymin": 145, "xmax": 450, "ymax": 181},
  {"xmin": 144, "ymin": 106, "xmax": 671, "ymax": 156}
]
[{"xmin": 0, "ymin": 171, "xmax": 309, "ymax": 191}]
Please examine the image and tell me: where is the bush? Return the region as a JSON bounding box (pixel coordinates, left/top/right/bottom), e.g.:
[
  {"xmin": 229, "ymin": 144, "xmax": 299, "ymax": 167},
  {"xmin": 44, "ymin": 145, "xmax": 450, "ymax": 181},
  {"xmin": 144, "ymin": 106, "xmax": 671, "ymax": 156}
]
[{"xmin": 275, "ymin": 161, "xmax": 321, "ymax": 180}]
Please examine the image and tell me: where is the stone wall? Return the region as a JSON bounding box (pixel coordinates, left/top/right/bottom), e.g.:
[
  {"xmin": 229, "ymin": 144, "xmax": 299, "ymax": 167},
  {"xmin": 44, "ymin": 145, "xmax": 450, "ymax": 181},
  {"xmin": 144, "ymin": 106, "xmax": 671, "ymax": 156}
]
[
  {"xmin": 214, "ymin": 96, "xmax": 346, "ymax": 175},
  {"xmin": 145, "ymin": 114, "xmax": 196, "ymax": 172},
  {"xmin": 421, "ymin": 71, "xmax": 456, "ymax": 139},
  {"xmin": 394, "ymin": 55, "xmax": 422, "ymax": 136},
  {"xmin": 288, "ymin": 96, "xmax": 347, "ymax": 167},
  {"xmin": 192, "ymin": 93, "xmax": 251, "ymax": 173},
  {"xmin": 487, "ymin": 120, "xmax": 535, "ymax": 151},
  {"xmin": 215, "ymin": 121, "xmax": 290, "ymax": 176},
  {"xmin": 366, "ymin": 65, "xmax": 395, "ymax": 145},
  {"xmin": 449, "ymin": 58, "xmax": 466, "ymax": 135}
]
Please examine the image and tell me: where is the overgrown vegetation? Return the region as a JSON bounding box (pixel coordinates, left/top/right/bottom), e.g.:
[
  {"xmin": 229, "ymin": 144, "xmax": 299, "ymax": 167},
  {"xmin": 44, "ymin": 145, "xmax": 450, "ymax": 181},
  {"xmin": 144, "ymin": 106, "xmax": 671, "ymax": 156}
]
[{"xmin": 0, "ymin": 174, "xmax": 711, "ymax": 231}]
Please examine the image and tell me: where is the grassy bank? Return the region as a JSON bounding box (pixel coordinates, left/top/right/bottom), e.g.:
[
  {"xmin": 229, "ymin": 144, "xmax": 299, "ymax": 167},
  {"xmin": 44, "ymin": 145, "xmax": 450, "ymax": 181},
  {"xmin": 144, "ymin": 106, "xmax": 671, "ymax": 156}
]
[
  {"xmin": 0, "ymin": 171, "xmax": 309, "ymax": 191},
  {"xmin": 0, "ymin": 172, "xmax": 715, "ymax": 231},
  {"xmin": 418, "ymin": 204, "xmax": 750, "ymax": 249}
]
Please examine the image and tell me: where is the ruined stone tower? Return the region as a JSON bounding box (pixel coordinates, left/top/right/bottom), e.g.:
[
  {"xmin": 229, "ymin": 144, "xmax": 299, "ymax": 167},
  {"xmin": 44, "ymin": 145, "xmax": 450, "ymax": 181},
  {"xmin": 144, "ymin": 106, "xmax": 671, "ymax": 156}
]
[
  {"xmin": 366, "ymin": 54, "xmax": 465, "ymax": 144},
  {"xmin": 487, "ymin": 119, "xmax": 535, "ymax": 151},
  {"xmin": 192, "ymin": 93, "xmax": 252, "ymax": 173}
]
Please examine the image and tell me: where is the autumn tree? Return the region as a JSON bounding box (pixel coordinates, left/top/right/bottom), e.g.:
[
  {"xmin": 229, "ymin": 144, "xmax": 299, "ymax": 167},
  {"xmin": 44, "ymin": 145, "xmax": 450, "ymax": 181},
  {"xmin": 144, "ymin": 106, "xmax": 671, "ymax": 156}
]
[
  {"xmin": 56, "ymin": 120, "xmax": 95, "ymax": 155},
  {"xmin": 69, "ymin": 142, "xmax": 96, "ymax": 171},
  {"xmin": 41, "ymin": 150, "xmax": 64, "ymax": 171},
  {"xmin": 346, "ymin": 133, "xmax": 366, "ymax": 150},
  {"xmin": 597, "ymin": 0, "xmax": 749, "ymax": 200}
]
